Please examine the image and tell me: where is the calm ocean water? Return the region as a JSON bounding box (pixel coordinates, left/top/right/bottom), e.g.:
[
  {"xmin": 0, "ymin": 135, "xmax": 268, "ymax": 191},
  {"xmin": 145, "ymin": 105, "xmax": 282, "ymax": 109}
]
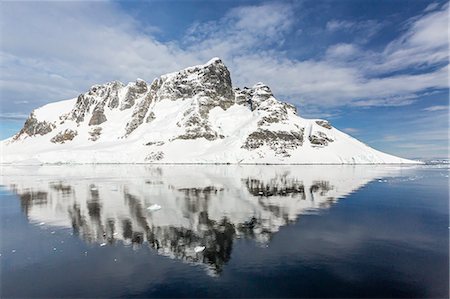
[{"xmin": 0, "ymin": 165, "xmax": 448, "ymax": 298}]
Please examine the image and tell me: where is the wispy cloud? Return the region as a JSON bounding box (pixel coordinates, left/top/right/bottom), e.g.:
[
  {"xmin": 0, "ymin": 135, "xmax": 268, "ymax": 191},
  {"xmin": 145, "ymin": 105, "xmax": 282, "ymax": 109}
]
[
  {"xmin": 424, "ymin": 2, "xmax": 440, "ymax": 12},
  {"xmin": 342, "ymin": 128, "xmax": 359, "ymax": 134},
  {"xmin": 423, "ymin": 105, "xmax": 448, "ymax": 112},
  {"xmin": 382, "ymin": 135, "xmax": 401, "ymax": 142},
  {"xmin": 325, "ymin": 19, "xmax": 384, "ymax": 40},
  {"xmin": 0, "ymin": 112, "xmax": 29, "ymax": 120},
  {"xmin": 0, "ymin": 1, "xmax": 448, "ymax": 115}
]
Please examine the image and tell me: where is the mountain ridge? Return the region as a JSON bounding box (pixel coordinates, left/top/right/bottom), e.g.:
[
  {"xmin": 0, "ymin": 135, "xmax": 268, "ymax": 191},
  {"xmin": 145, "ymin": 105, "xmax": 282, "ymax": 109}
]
[{"xmin": 1, "ymin": 58, "xmax": 418, "ymax": 164}]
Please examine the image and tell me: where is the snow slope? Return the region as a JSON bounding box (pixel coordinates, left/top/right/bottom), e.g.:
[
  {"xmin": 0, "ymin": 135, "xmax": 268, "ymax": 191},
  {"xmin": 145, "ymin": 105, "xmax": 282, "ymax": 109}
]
[{"xmin": 1, "ymin": 58, "xmax": 418, "ymax": 164}]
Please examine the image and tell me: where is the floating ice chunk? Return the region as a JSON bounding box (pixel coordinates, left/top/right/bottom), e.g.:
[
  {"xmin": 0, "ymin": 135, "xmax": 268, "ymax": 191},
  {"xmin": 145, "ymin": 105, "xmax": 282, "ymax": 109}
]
[
  {"xmin": 38, "ymin": 222, "xmax": 45, "ymax": 226},
  {"xmin": 194, "ymin": 246, "xmax": 205, "ymax": 253},
  {"xmin": 100, "ymin": 243, "xmax": 107, "ymax": 247},
  {"xmin": 53, "ymin": 248, "xmax": 57, "ymax": 251},
  {"xmin": 11, "ymin": 249, "xmax": 16, "ymax": 253},
  {"xmin": 147, "ymin": 204, "xmax": 161, "ymax": 211}
]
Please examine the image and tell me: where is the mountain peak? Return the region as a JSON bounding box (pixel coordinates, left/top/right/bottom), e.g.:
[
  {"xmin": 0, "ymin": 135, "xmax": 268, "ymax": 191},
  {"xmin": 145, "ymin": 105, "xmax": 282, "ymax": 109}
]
[
  {"xmin": 205, "ymin": 57, "xmax": 223, "ymax": 65},
  {"xmin": 2, "ymin": 58, "xmax": 417, "ymax": 165}
]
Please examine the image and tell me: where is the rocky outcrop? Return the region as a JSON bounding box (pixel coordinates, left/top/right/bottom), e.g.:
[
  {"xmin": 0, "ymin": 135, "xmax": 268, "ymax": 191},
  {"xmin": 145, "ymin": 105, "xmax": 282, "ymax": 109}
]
[
  {"xmin": 235, "ymin": 83, "xmax": 304, "ymax": 156},
  {"xmin": 88, "ymin": 127, "xmax": 102, "ymax": 142},
  {"xmin": 124, "ymin": 80, "xmax": 158, "ymax": 135},
  {"xmin": 106, "ymin": 81, "xmax": 124, "ymax": 109},
  {"xmin": 309, "ymin": 131, "xmax": 334, "ymax": 146},
  {"xmin": 157, "ymin": 58, "xmax": 234, "ymax": 109},
  {"xmin": 316, "ymin": 120, "xmax": 332, "ymax": 130},
  {"xmin": 145, "ymin": 151, "xmax": 164, "ymax": 161},
  {"xmin": 13, "ymin": 112, "xmax": 55, "ymax": 140},
  {"xmin": 68, "ymin": 82, "xmax": 124, "ymax": 124},
  {"xmin": 50, "ymin": 129, "xmax": 78, "ymax": 144},
  {"xmin": 175, "ymin": 111, "xmax": 223, "ymax": 141},
  {"xmin": 120, "ymin": 79, "xmax": 148, "ymax": 110},
  {"xmin": 145, "ymin": 141, "xmax": 164, "ymax": 146},
  {"xmin": 242, "ymin": 128, "xmax": 304, "ymax": 157},
  {"xmin": 88, "ymin": 105, "xmax": 107, "ymax": 126}
]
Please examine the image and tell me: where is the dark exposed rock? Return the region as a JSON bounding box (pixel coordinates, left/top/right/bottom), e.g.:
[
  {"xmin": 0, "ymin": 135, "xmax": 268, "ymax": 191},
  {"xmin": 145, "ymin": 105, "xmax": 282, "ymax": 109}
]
[
  {"xmin": 309, "ymin": 131, "xmax": 334, "ymax": 146},
  {"xmin": 51, "ymin": 129, "xmax": 78, "ymax": 144},
  {"xmin": 145, "ymin": 141, "xmax": 165, "ymax": 146},
  {"xmin": 157, "ymin": 58, "xmax": 235, "ymax": 110},
  {"xmin": 283, "ymin": 103, "xmax": 297, "ymax": 114},
  {"xmin": 13, "ymin": 112, "xmax": 55, "ymax": 140},
  {"xmin": 120, "ymin": 79, "xmax": 148, "ymax": 110},
  {"xmin": 124, "ymin": 80, "xmax": 157, "ymax": 135},
  {"xmin": 252, "ymin": 83, "xmax": 273, "ymax": 101},
  {"xmin": 70, "ymin": 94, "xmax": 90, "ymax": 123},
  {"xmin": 145, "ymin": 111, "xmax": 156, "ymax": 123},
  {"xmin": 242, "ymin": 128, "xmax": 304, "ymax": 157},
  {"xmin": 107, "ymin": 81, "xmax": 124, "ymax": 109},
  {"xmin": 316, "ymin": 120, "xmax": 332, "ymax": 129},
  {"xmin": 175, "ymin": 107, "xmax": 223, "ymax": 141},
  {"xmin": 88, "ymin": 127, "xmax": 102, "ymax": 142},
  {"xmin": 88, "ymin": 105, "xmax": 107, "ymax": 126},
  {"xmin": 257, "ymin": 110, "xmax": 288, "ymax": 126},
  {"xmin": 68, "ymin": 81, "xmax": 124, "ymax": 124},
  {"xmin": 176, "ymin": 129, "xmax": 220, "ymax": 141},
  {"xmin": 145, "ymin": 151, "xmax": 164, "ymax": 161}
]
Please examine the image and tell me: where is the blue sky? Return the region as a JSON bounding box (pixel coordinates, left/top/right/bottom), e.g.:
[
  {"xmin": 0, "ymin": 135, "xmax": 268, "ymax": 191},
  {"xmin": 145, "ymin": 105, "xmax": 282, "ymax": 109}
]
[{"xmin": 0, "ymin": 0, "xmax": 448, "ymax": 158}]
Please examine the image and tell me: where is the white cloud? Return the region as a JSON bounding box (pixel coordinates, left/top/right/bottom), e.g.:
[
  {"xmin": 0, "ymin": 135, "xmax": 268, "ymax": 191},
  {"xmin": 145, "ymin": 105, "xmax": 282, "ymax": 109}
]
[
  {"xmin": 382, "ymin": 135, "xmax": 401, "ymax": 142},
  {"xmin": 326, "ymin": 43, "xmax": 360, "ymax": 58},
  {"xmin": 376, "ymin": 3, "xmax": 449, "ymax": 72},
  {"xmin": 325, "ymin": 19, "xmax": 384, "ymax": 40},
  {"xmin": 0, "ymin": 1, "xmax": 448, "ymax": 117},
  {"xmin": 326, "ymin": 20, "xmax": 355, "ymax": 31},
  {"xmin": 424, "ymin": 2, "xmax": 440, "ymax": 12},
  {"xmin": 342, "ymin": 128, "xmax": 359, "ymax": 134},
  {"xmin": 423, "ymin": 105, "xmax": 448, "ymax": 112},
  {"xmin": 0, "ymin": 1, "xmax": 202, "ymax": 111},
  {"xmin": 0, "ymin": 112, "xmax": 29, "ymax": 120}
]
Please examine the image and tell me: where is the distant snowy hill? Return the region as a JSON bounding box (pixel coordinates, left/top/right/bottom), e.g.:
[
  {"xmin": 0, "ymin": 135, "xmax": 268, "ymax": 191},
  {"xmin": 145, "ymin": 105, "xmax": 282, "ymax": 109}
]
[{"xmin": 1, "ymin": 58, "xmax": 417, "ymax": 164}]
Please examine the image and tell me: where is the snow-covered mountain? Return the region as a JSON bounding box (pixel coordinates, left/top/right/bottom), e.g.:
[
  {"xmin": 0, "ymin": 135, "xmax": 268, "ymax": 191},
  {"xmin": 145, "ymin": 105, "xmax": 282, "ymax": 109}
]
[
  {"xmin": 1, "ymin": 58, "xmax": 417, "ymax": 164},
  {"xmin": 1, "ymin": 164, "xmax": 409, "ymax": 274}
]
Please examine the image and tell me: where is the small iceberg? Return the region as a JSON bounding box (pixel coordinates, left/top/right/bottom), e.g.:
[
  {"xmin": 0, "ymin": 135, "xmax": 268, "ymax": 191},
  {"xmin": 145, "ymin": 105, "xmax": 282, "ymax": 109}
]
[
  {"xmin": 194, "ymin": 246, "xmax": 205, "ymax": 253},
  {"xmin": 147, "ymin": 204, "xmax": 162, "ymax": 211}
]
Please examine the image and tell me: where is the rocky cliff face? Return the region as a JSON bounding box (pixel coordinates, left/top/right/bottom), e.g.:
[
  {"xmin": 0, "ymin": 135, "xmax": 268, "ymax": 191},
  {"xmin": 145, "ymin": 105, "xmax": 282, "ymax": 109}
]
[{"xmin": 3, "ymin": 57, "xmax": 416, "ymax": 164}]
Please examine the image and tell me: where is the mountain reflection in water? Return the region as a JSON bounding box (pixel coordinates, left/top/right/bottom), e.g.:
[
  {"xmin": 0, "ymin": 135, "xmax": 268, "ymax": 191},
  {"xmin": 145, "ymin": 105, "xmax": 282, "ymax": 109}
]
[{"xmin": 1, "ymin": 165, "xmax": 406, "ymax": 275}]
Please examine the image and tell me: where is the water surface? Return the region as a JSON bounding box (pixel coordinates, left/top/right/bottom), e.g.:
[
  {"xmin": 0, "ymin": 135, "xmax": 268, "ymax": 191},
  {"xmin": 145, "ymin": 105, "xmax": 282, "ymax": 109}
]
[{"xmin": 0, "ymin": 165, "xmax": 448, "ymax": 297}]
